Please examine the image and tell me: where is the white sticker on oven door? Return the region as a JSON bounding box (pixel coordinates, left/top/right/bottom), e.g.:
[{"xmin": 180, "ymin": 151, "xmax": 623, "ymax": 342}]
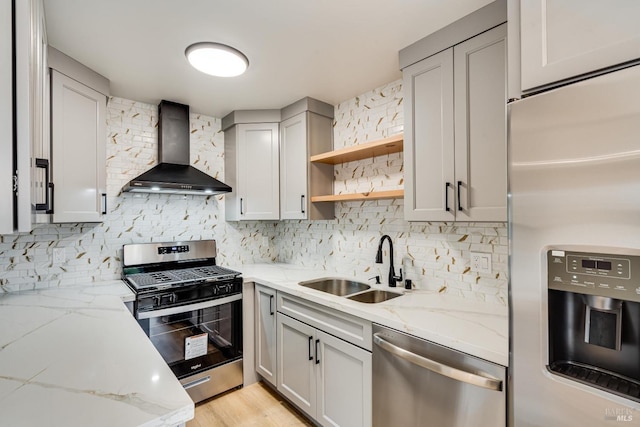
[{"xmin": 185, "ymin": 333, "xmax": 208, "ymax": 360}]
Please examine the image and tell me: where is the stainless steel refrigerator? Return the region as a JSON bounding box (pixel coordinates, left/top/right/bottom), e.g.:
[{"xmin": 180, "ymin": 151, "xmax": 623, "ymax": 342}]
[{"xmin": 509, "ymin": 65, "xmax": 640, "ymax": 426}]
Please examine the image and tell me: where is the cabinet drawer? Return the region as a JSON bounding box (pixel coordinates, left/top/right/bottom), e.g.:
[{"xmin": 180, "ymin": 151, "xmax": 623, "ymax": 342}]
[{"xmin": 277, "ymin": 292, "xmax": 372, "ymax": 351}]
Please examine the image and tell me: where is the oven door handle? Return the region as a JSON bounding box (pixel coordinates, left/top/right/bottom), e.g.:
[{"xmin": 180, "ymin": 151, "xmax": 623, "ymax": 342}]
[{"xmin": 137, "ymin": 293, "xmax": 242, "ymax": 319}]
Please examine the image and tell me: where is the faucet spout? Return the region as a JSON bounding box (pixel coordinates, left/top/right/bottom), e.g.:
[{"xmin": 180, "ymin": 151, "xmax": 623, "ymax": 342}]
[{"xmin": 376, "ymin": 235, "xmax": 402, "ymax": 287}]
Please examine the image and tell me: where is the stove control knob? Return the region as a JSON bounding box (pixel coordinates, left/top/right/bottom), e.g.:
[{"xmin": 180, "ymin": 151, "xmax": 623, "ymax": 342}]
[{"xmin": 152, "ymin": 296, "xmax": 161, "ymax": 307}]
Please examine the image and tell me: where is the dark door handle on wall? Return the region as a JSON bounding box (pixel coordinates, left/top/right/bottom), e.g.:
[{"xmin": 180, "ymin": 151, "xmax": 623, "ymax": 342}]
[
  {"xmin": 457, "ymin": 181, "xmax": 463, "ymax": 211},
  {"xmin": 308, "ymin": 336, "xmax": 313, "ymax": 361},
  {"xmin": 240, "ymin": 198, "xmax": 244, "ymax": 215},
  {"xmin": 301, "ymin": 195, "xmax": 305, "ymax": 214},
  {"xmin": 269, "ymin": 295, "xmax": 274, "ymax": 315},
  {"xmin": 445, "ymin": 182, "xmax": 451, "ymax": 212},
  {"xmin": 315, "ymin": 339, "xmax": 320, "ymax": 364},
  {"xmin": 101, "ymin": 193, "xmax": 107, "ymax": 215}
]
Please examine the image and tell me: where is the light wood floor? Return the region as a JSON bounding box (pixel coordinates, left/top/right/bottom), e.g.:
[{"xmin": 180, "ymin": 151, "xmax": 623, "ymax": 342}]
[{"xmin": 187, "ymin": 382, "xmax": 314, "ymax": 427}]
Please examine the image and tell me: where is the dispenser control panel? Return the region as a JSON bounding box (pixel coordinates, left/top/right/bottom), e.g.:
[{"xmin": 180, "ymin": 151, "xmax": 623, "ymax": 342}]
[{"xmin": 548, "ymin": 250, "xmax": 640, "ymax": 302}]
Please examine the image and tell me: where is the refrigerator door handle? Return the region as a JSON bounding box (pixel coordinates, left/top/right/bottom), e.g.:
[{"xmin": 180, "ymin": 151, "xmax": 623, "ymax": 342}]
[{"xmin": 373, "ymin": 333, "xmax": 502, "ymax": 391}]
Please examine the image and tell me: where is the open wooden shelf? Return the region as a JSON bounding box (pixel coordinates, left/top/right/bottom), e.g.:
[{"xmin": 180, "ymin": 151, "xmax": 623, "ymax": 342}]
[
  {"xmin": 311, "ymin": 189, "xmax": 404, "ymax": 203},
  {"xmin": 310, "ymin": 134, "xmax": 403, "ymax": 165}
]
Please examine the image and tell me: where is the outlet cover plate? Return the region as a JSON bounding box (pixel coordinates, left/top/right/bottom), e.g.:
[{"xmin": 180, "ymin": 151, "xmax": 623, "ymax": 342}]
[{"xmin": 471, "ymin": 252, "xmax": 492, "ymax": 274}]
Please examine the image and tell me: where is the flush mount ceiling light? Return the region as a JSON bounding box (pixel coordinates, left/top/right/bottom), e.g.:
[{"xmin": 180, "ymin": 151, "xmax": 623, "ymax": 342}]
[{"xmin": 185, "ymin": 42, "xmax": 249, "ymax": 77}]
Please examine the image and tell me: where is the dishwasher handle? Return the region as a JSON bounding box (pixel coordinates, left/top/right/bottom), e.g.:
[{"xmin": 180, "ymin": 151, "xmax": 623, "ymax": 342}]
[{"xmin": 373, "ymin": 333, "xmax": 502, "ymax": 392}]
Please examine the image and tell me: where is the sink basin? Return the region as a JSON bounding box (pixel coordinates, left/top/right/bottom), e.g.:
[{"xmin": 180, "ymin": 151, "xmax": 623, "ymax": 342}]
[
  {"xmin": 347, "ymin": 290, "xmax": 402, "ymax": 304},
  {"xmin": 299, "ymin": 278, "xmax": 370, "ymax": 296}
]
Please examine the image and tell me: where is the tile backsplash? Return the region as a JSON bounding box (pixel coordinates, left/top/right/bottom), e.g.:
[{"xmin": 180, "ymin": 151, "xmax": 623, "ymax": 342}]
[
  {"xmin": 0, "ymin": 97, "xmax": 276, "ymax": 292},
  {"xmin": 276, "ymin": 80, "xmax": 508, "ymax": 304},
  {"xmin": 0, "ymin": 80, "xmax": 507, "ymax": 304}
]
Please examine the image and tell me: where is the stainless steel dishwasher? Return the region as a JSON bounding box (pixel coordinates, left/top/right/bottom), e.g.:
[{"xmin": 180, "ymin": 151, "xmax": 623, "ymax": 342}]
[{"xmin": 373, "ymin": 324, "xmax": 506, "ymax": 426}]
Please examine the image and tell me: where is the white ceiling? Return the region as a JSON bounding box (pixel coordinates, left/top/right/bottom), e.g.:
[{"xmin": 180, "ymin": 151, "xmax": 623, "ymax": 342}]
[{"xmin": 43, "ymin": 0, "xmax": 493, "ymax": 118}]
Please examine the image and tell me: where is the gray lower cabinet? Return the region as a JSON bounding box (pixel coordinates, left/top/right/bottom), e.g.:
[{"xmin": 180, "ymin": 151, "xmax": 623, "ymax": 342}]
[
  {"xmin": 403, "ymin": 23, "xmax": 507, "ymax": 222},
  {"xmin": 262, "ymin": 290, "xmax": 372, "ymax": 427},
  {"xmin": 254, "ymin": 284, "xmax": 277, "ymax": 386},
  {"xmin": 276, "ymin": 313, "xmax": 372, "ymax": 427}
]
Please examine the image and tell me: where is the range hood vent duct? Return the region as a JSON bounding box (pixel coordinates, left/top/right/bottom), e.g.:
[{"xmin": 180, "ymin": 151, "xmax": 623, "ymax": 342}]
[{"xmin": 122, "ymin": 100, "xmax": 231, "ymax": 196}]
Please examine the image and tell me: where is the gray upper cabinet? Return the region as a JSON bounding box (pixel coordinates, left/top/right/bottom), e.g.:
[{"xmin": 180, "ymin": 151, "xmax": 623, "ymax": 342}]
[
  {"xmin": 453, "ymin": 24, "xmax": 507, "ymax": 221},
  {"xmin": 49, "ymin": 48, "xmax": 109, "ymax": 224},
  {"xmin": 50, "ymin": 69, "xmax": 107, "ymax": 223},
  {"xmin": 403, "ymin": 48, "xmax": 455, "ymax": 222},
  {"xmin": 279, "ymin": 98, "xmax": 334, "ymax": 221},
  {"xmin": 403, "ymin": 23, "xmax": 507, "ymax": 222},
  {"xmin": 223, "ymin": 110, "xmax": 281, "ymax": 221},
  {"xmin": 520, "ymin": 0, "xmax": 640, "ymax": 92}
]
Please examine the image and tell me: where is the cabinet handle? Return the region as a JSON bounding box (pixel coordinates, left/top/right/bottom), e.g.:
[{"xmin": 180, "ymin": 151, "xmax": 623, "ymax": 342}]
[
  {"xmin": 457, "ymin": 181, "xmax": 463, "ymax": 211},
  {"xmin": 269, "ymin": 295, "xmax": 274, "ymax": 315},
  {"xmin": 35, "ymin": 158, "xmax": 50, "ymax": 212},
  {"xmin": 240, "ymin": 198, "xmax": 244, "ymax": 215},
  {"xmin": 101, "ymin": 193, "xmax": 107, "ymax": 215},
  {"xmin": 308, "ymin": 336, "xmax": 313, "ymax": 361},
  {"xmin": 445, "ymin": 182, "xmax": 451, "ymax": 212},
  {"xmin": 48, "ymin": 182, "xmax": 55, "ymax": 215},
  {"xmin": 301, "ymin": 195, "xmax": 305, "ymax": 214},
  {"xmin": 315, "ymin": 339, "xmax": 320, "ymax": 365}
]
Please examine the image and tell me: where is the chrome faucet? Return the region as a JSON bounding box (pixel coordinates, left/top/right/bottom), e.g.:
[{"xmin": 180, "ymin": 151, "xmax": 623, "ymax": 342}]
[{"xmin": 375, "ymin": 234, "xmax": 402, "ymax": 287}]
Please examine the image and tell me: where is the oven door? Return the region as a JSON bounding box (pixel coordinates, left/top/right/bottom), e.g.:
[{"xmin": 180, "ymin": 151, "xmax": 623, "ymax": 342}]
[{"xmin": 137, "ymin": 293, "xmax": 243, "ymax": 402}]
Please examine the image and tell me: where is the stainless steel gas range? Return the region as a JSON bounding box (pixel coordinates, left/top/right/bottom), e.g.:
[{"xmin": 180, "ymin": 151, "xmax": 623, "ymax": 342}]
[{"xmin": 123, "ymin": 239, "xmax": 243, "ymax": 403}]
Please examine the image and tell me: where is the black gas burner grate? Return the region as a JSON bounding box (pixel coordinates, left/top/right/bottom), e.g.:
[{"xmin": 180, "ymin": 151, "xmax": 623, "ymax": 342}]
[
  {"xmin": 550, "ymin": 361, "xmax": 640, "ymax": 402},
  {"xmin": 126, "ymin": 265, "xmax": 240, "ymax": 289}
]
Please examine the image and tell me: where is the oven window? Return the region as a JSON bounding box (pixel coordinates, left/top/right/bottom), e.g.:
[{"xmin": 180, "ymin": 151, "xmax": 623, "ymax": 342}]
[{"xmin": 138, "ymin": 299, "xmax": 242, "ymax": 379}]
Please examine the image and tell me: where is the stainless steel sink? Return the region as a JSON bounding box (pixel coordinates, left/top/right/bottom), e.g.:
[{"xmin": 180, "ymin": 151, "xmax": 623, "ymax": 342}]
[
  {"xmin": 347, "ymin": 289, "xmax": 402, "ymax": 303},
  {"xmin": 299, "ymin": 278, "xmax": 371, "ymax": 296}
]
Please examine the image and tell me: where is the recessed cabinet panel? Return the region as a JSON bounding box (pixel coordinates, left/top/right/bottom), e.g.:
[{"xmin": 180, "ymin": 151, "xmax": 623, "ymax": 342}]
[
  {"xmin": 226, "ymin": 123, "xmax": 280, "ymax": 221},
  {"xmin": 280, "ymin": 114, "xmax": 308, "ymax": 219},
  {"xmin": 255, "ymin": 284, "xmax": 277, "ymax": 386},
  {"xmin": 454, "ymin": 24, "xmax": 507, "ymax": 221},
  {"xmin": 521, "ymin": 0, "xmax": 640, "ymax": 91},
  {"xmin": 403, "ymin": 48, "xmax": 455, "ymax": 221},
  {"xmin": 51, "ymin": 70, "xmax": 106, "ymax": 223},
  {"xmin": 316, "ymin": 330, "xmax": 372, "ymax": 427},
  {"xmin": 277, "ymin": 313, "xmax": 316, "ymax": 417}
]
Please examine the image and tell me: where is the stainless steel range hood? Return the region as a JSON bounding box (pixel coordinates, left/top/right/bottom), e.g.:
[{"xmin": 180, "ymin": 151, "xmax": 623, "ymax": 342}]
[{"xmin": 123, "ymin": 100, "xmax": 231, "ymax": 196}]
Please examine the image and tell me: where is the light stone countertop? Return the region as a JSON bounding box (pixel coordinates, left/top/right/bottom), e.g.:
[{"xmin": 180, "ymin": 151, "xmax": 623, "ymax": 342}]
[
  {"xmin": 0, "ymin": 281, "xmax": 194, "ymax": 427},
  {"xmin": 235, "ymin": 263, "xmax": 509, "ymax": 367}
]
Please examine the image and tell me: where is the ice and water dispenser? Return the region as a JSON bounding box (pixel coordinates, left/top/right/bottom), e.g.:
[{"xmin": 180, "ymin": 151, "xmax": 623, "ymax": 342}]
[{"xmin": 547, "ymin": 250, "xmax": 640, "ymax": 402}]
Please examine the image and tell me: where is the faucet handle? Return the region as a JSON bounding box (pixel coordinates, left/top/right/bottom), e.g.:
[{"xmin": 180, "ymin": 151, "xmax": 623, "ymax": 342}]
[
  {"xmin": 393, "ymin": 268, "xmax": 403, "ymax": 282},
  {"xmin": 368, "ymin": 275, "xmax": 381, "ymax": 285}
]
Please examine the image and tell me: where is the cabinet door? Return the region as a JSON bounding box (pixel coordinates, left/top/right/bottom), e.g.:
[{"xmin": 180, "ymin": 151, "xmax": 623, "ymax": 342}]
[
  {"xmin": 238, "ymin": 123, "xmax": 279, "ymax": 220},
  {"xmin": 403, "ymin": 48, "xmax": 455, "ymax": 222},
  {"xmin": 454, "ymin": 24, "xmax": 507, "ymax": 222},
  {"xmin": 277, "ymin": 314, "xmax": 316, "ymax": 418},
  {"xmin": 316, "ymin": 330, "xmax": 372, "ymax": 427},
  {"xmin": 255, "ymin": 285, "xmax": 277, "ymax": 386},
  {"xmin": 0, "ymin": 0, "xmax": 13, "ymax": 233},
  {"xmin": 521, "ymin": 0, "xmax": 640, "ymax": 91},
  {"xmin": 51, "ymin": 70, "xmax": 106, "ymax": 223},
  {"xmin": 280, "ymin": 113, "xmax": 307, "ymax": 220}
]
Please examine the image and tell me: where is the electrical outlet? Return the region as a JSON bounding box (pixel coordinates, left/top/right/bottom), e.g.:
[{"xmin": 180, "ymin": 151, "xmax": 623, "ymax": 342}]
[
  {"xmin": 470, "ymin": 252, "xmax": 492, "ymax": 274},
  {"xmin": 53, "ymin": 248, "xmax": 65, "ymax": 264}
]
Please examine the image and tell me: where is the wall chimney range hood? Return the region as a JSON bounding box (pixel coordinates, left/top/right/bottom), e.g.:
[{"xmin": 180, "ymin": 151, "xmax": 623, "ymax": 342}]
[{"xmin": 123, "ymin": 100, "xmax": 231, "ymax": 196}]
